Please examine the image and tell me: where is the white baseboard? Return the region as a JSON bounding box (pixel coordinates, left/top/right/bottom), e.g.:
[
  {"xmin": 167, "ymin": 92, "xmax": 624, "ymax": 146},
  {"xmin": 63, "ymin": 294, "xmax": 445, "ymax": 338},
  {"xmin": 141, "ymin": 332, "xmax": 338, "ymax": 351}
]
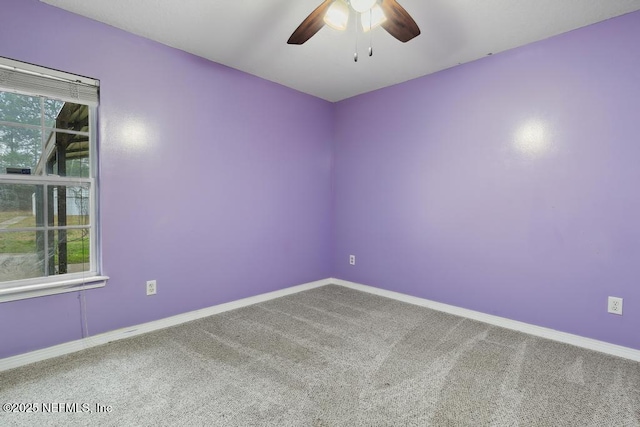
[
  {"xmin": 331, "ymin": 278, "xmax": 640, "ymax": 362},
  {"xmin": 0, "ymin": 278, "xmax": 331, "ymax": 372},
  {"xmin": 3, "ymin": 276, "xmax": 639, "ymax": 372}
]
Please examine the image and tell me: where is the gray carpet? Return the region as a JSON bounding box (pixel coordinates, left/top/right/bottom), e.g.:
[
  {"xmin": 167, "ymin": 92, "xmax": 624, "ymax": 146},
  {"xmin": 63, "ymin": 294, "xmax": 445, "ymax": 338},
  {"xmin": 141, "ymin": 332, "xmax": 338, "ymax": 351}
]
[{"xmin": 1, "ymin": 285, "xmax": 639, "ymax": 426}]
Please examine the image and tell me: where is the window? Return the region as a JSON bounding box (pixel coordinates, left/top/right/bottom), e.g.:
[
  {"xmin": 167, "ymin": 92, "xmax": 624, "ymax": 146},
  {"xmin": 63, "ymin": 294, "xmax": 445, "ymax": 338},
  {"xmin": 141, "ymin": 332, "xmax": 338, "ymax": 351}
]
[{"xmin": 0, "ymin": 57, "xmax": 107, "ymax": 302}]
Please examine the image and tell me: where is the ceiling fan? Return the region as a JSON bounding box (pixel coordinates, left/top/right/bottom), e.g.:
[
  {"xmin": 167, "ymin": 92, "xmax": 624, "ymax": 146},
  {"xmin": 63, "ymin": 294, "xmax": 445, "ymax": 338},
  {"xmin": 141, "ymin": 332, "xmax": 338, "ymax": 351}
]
[{"xmin": 287, "ymin": 0, "xmax": 421, "ymax": 45}]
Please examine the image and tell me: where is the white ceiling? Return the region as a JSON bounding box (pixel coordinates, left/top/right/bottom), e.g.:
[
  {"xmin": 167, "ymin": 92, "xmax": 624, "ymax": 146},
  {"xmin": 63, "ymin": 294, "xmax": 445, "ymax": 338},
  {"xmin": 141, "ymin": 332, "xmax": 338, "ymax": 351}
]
[{"xmin": 41, "ymin": 0, "xmax": 640, "ymax": 102}]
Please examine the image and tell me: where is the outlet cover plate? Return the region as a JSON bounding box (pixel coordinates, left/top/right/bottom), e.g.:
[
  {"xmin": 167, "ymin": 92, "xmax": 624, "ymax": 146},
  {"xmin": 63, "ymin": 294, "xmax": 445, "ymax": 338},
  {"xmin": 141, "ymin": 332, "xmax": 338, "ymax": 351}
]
[
  {"xmin": 146, "ymin": 280, "xmax": 157, "ymax": 296},
  {"xmin": 349, "ymin": 255, "xmax": 356, "ymax": 265},
  {"xmin": 608, "ymin": 296, "xmax": 623, "ymax": 315}
]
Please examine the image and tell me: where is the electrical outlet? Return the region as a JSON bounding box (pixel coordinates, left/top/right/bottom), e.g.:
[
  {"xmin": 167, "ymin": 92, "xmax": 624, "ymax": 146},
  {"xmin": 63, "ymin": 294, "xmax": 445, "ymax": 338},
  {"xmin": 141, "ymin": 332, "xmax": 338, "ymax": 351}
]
[
  {"xmin": 608, "ymin": 296, "xmax": 623, "ymax": 315},
  {"xmin": 349, "ymin": 255, "xmax": 356, "ymax": 265},
  {"xmin": 146, "ymin": 280, "xmax": 157, "ymax": 296}
]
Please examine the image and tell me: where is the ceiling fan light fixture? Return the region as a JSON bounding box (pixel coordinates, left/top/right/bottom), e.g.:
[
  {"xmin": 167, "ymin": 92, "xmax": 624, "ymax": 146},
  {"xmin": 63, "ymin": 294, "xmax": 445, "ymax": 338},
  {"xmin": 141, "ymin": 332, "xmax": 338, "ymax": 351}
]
[
  {"xmin": 361, "ymin": 4, "xmax": 387, "ymax": 31},
  {"xmin": 287, "ymin": 0, "xmax": 420, "ymax": 46},
  {"xmin": 350, "ymin": 0, "xmax": 377, "ymax": 13},
  {"xmin": 324, "ymin": 0, "xmax": 350, "ymax": 31}
]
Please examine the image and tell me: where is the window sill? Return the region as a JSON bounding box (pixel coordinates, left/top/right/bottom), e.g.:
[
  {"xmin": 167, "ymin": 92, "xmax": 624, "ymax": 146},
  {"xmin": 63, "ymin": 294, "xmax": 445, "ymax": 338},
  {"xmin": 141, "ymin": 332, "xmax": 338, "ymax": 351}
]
[{"xmin": 0, "ymin": 276, "xmax": 109, "ymax": 303}]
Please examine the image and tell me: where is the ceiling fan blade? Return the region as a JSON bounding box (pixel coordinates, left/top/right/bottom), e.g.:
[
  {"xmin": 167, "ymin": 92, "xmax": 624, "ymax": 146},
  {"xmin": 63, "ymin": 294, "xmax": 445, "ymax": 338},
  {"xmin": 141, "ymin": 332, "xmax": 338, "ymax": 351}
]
[
  {"xmin": 288, "ymin": 0, "xmax": 334, "ymax": 45},
  {"xmin": 379, "ymin": 0, "xmax": 421, "ymax": 43}
]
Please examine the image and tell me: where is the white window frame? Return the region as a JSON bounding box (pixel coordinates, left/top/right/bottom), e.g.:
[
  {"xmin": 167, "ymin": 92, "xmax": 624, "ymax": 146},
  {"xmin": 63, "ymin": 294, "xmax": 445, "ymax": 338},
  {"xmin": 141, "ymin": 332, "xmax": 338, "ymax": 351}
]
[{"xmin": 0, "ymin": 58, "xmax": 108, "ymax": 302}]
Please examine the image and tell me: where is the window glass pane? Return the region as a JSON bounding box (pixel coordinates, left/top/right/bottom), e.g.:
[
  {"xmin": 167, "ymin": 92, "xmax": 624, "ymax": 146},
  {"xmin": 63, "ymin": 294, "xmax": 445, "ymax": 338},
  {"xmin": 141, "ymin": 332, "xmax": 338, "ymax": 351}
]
[
  {"xmin": 0, "ymin": 91, "xmax": 41, "ymax": 126},
  {"xmin": 44, "ymin": 130, "xmax": 90, "ymax": 178},
  {"xmin": 48, "ymin": 185, "xmax": 90, "ymax": 227},
  {"xmin": 44, "ymin": 99, "xmax": 89, "ymax": 132},
  {"xmin": 0, "ymin": 125, "xmax": 42, "ymax": 174},
  {"xmin": 0, "ymin": 183, "xmax": 43, "ymax": 227},
  {"xmin": 48, "ymin": 228, "xmax": 90, "ymax": 275},
  {"xmin": 0, "ymin": 59, "xmax": 98, "ymax": 288},
  {"xmin": 0, "ymin": 231, "xmax": 45, "ymax": 282}
]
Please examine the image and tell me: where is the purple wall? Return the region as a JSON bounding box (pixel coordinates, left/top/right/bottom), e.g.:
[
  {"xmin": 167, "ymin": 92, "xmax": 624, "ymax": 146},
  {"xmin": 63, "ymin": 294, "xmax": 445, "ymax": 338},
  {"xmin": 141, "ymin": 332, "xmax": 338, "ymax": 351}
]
[
  {"xmin": 333, "ymin": 11, "xmax": 640, "ymax": 350},
  {"xmin": 0, "ymin": 0, "xmax": 333, "ymax": 358},
  {"xmin": 2, "ymin": 1, "xmax": 639, "ymax": 360}
]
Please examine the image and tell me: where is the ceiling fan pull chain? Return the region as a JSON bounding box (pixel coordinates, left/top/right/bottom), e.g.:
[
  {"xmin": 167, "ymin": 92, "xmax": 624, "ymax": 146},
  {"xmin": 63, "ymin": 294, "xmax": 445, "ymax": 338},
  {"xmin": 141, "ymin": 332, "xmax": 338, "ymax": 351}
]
[
  {"xmin": 354, "ymin": 9, "xmax": 359, "ymax": 62},
  {"xmin": 369, "ymin": 8, "xmax": 373, "ymax": 57}
]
